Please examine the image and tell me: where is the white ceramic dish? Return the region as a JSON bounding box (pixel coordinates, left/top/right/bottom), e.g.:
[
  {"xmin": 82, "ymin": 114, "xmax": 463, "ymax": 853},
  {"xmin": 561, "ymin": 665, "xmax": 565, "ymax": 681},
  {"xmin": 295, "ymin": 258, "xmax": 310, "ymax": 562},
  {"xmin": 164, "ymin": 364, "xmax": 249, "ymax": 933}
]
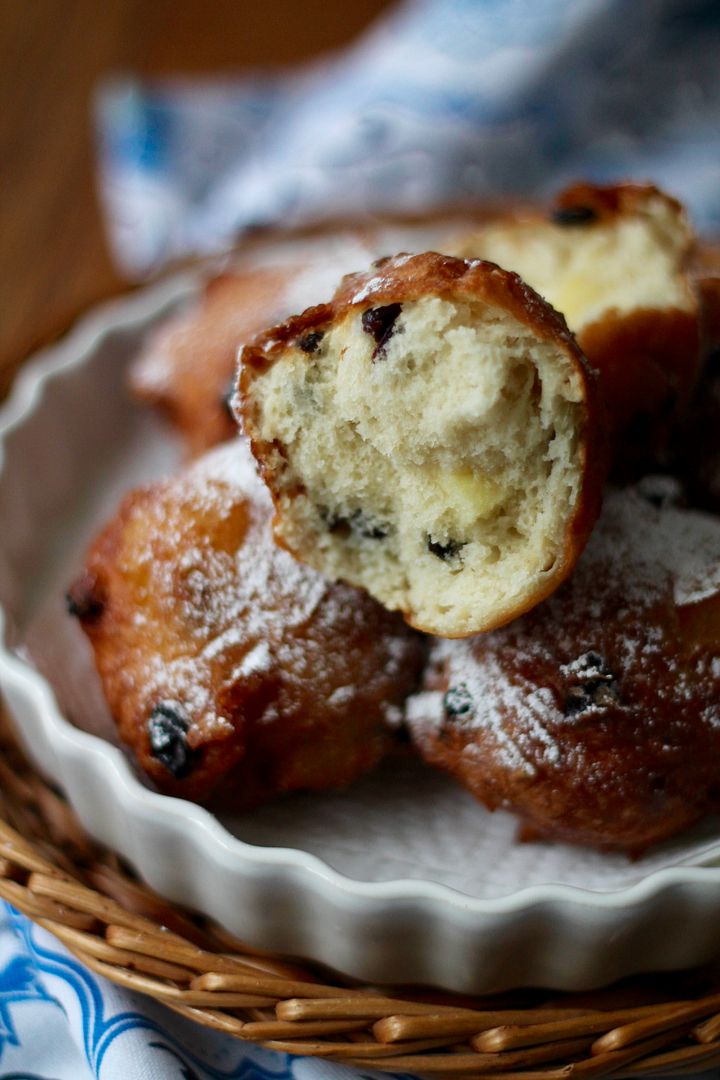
[{"xmin": 3, "ymin": 262, "xmax": 720, "ymax": 994}]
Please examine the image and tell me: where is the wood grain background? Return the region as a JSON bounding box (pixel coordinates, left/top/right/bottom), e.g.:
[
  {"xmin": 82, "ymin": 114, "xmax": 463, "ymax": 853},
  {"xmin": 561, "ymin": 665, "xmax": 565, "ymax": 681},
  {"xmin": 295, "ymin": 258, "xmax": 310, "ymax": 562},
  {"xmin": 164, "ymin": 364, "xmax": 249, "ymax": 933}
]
[{"xmin": 0, "ymin": 0, "xmax": 390, "ymax": 399}]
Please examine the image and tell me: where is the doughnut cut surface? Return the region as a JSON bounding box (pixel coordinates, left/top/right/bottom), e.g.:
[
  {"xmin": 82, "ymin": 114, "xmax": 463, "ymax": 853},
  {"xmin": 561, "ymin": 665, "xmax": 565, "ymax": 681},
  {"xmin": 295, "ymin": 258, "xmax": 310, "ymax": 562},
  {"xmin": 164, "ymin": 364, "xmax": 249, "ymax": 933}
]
[
  {"xmin": 453, "ymin": 183, "xmax": 702, "ymax": 457},
  {"xmin": 239, "ymin": 252, "xmax": 604, "ymax": 637}
]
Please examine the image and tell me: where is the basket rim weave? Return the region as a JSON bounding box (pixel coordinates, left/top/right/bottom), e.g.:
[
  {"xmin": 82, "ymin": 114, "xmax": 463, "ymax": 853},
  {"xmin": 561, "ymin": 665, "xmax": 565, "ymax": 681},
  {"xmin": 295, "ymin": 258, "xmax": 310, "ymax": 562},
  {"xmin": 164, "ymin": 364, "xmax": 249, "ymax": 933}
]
[{"xmin": 2, "ymin": 710, "xmax": 720, "ymax": 1076}]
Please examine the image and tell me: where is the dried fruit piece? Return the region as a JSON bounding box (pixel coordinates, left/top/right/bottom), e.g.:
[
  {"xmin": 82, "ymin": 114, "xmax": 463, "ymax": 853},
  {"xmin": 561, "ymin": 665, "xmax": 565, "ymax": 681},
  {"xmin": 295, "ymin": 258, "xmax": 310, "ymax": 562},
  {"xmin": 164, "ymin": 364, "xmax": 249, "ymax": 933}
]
[
  {"xmin": 148, "ymin": 703, "xmax": 198, "ymax": 779},
  {"xmin": 551, "ymin": 205, "xmax": 598, "ymax": 226},
  {"xmin": 427, "ymin": 536, "xmax": 465, "ymax": 563},
  {"xmin": 65, "ymin": 572, "xmax": 105, "ymax": 623},
  {"xmin": 564, "ymin": 651, "xmax": 619, "ymax": 716},
  {"xmin": 443, "ymin": 684, "xmax": 475, "ymax": 720},
  {"xmin": 297, "ymin": 330, "xmax": 324, "ymax": 354},
  {"xmin": 321, "ymin": 506, "xmax": 390, "ymax": 541},
  {"xmin": 361, "ymin": 303, "xmax": 402, "ymax": 359}
]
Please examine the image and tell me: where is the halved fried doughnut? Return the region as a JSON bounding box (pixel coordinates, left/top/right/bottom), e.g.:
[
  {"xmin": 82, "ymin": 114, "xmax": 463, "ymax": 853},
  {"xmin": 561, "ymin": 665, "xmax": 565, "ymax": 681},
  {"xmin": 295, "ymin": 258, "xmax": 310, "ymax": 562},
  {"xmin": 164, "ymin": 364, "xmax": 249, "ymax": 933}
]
[{"xmin": 239, "ymin": 252, "xmax": 605, "ymax": 637}]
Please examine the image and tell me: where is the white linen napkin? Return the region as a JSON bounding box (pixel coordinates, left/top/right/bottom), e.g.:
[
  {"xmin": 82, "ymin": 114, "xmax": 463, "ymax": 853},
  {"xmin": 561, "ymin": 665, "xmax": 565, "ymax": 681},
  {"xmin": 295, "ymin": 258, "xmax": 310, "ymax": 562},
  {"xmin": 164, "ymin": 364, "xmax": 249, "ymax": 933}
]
[{"xmin": 96, "ymin": 0, "xmax": 720, "ymax": 279}]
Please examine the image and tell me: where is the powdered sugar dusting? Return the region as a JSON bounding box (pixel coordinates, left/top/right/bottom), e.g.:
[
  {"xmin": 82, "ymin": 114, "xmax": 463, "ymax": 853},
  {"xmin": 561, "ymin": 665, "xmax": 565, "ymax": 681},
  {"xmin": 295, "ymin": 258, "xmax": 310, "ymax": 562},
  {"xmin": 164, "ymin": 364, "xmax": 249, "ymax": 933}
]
[
  {"xmin": 420, "ymin": 640, "xmax": 563, "ymax": 776},
  {"xmin": 406, "ymin": 486, "xmax": 720, "ymax": 781},
  {"xmin": 189, "ymin": 437, "xmax": 267, "ymax": 503},
  {"xmin": 104, "ymin": 439, "xmax": 422, "ymax": 753},
  {"xmin": 234, "ymin": 640, "xmax": 272, "ymax": 679},
  {"xmin": 351, "ymin": 275, "xmax": 386, "ymax": 304},
  {"xmin": 595, "ymin": 488, "xmax": 720, "ymax": 607},
  {"xmin": 350, "ymin": 255, "xmax": 414, "ymax": 304}
]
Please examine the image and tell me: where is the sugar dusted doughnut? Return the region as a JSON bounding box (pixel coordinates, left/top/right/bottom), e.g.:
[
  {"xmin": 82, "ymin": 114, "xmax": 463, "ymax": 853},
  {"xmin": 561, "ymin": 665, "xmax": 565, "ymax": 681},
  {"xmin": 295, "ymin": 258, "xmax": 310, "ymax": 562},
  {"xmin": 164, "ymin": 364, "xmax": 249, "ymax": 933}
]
[
  {"xmin": 238, "ymin": 252, "xmax": 605, "ymax": 638},
  {"xmin": 131, "ymin": 267, "xmax": 298, "ymax": 455},
  {"xmin": 453, "ymin": 183, "xmax": 702, "ymax": 461},
  {"xmin": 406, "ymin": 487, "xmax": 720, "ymax": 854},
  {"xmin": 66, "ymin": 441, "xmax": 425, "ymax": 806}
]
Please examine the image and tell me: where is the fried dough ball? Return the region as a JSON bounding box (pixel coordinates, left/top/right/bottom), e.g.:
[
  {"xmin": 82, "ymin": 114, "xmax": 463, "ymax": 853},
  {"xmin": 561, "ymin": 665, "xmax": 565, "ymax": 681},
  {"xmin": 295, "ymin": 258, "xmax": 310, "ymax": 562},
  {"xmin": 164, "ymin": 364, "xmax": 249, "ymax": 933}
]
[
  {"xmin": 453, "ymin": 183, "xmax": 702, "ymax": 464},
  {"xmin": 238, "ymin": 252, "xmax": 605, "ymax": 638},
  {"xmin": 130, "ymin": 239, "xmax": 379, "ymax": 455},
  {"xmin": 130, "ymin": 267, "xmax": 299, "ymax": 455},
  {"xmin": 406, "ymin": 487, "xmax": 720, "ymax": 854},
  {"xmin": 66, "ymin": 441, "xmax": 426, "ymax": 806}
]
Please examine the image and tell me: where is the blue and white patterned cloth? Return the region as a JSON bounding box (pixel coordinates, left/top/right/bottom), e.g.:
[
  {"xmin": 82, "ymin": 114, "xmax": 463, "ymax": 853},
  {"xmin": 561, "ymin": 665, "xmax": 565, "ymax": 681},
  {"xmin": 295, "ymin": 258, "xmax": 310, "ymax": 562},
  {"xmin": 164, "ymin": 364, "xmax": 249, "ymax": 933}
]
[
  {"xmin": 0, "ymin": 902, "xmax": 396, "ymax": 1079},
  {"xmin": 11, "ymin": 0, "xmax": 720, "ymax": 1074},
  {"xmin": 3, "ymin": 898, "xmax": 720, "ymax": 1080},
  {"xmin": 96, "ymin": 0, "xmax": 720, "ymax": 279}
]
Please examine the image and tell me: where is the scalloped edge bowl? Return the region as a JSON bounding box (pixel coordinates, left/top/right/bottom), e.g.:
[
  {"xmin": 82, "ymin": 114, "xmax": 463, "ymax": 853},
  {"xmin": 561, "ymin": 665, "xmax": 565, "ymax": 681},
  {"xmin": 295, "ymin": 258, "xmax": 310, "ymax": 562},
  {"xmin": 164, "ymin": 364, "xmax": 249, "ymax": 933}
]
[{"xmin": 3, "ymin": 273, "xmax": 720, "ymax": 993}]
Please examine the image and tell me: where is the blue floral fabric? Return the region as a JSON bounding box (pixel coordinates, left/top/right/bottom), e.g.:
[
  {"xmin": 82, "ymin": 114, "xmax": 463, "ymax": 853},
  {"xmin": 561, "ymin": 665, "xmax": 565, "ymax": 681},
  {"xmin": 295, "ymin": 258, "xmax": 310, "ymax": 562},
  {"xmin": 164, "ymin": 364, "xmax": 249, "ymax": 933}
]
[
  {"xmin": 96, "ymin": 0, "xmax": 720, "ymax": 278},
  {"xmin": 1, "ymin": 900, "xmax": 719, "ymax": 1078},
  {"xmin": 0, "ymin": 903, "xmax": 398, "ymax": 1079}
]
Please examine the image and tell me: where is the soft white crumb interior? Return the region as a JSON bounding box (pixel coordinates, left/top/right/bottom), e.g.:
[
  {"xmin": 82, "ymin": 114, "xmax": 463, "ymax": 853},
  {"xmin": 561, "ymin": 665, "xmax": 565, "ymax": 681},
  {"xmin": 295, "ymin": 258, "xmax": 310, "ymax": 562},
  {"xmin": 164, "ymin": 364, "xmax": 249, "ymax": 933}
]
[
  {"xmin": 453, "ymin": 196, "xmax": 692, "ymax": 330},
  {"xmin": 252, "ymin": 295, "xmax": 586, "ymax": 634}
]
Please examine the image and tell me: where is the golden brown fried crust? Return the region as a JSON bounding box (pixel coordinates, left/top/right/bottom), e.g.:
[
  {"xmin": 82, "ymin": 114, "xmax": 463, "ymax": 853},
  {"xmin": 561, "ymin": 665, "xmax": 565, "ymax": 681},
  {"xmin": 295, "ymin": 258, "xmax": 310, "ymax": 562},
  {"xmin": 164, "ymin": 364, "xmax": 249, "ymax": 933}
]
[
  {"xmin": 245, "ymin": 251, "xmax": 592, "ymax": 364},
  {"xmin": 408, "ymin": 490, "xmax": 720, "ymax": 854},
  {"xmin": 130, "ymin": 267, "xmax": 298, "ymax": 456},
  {"xmin": 628, "ymin": 240, "xmax": 720, "ymax": 510},
  {"xmin": 665, "ymin": 349, "xmax": 720, "ymax": 513},
  {"xmin": 697, "ymin": 275, "xmax": 720, "ymax": 354},
  {"xmin": 690, "ymin": 240, "xmax": 720, "ymax": 356},
  {"xmin": 239, "ymin": 251, "xmax": 608, "ymax": 636},
  {"xmin": 68, "ymin": 443, "xmax": 426, "ymax": 807},
  {"xmin": 553, "ymin": 180, "xmax": 686, "ymax": 220},
  {"xmin": 581, "ymin": 307, "xmax": 701, "ymax": 476}
]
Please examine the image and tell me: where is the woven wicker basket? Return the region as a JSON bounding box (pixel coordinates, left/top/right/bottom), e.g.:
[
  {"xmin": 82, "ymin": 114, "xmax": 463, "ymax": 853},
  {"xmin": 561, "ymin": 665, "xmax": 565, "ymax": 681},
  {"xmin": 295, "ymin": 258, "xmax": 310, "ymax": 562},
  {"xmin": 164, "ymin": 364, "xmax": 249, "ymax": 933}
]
[{"xmin": 2, "ymin": 705, "xmax": 720, "ymax": 1078}]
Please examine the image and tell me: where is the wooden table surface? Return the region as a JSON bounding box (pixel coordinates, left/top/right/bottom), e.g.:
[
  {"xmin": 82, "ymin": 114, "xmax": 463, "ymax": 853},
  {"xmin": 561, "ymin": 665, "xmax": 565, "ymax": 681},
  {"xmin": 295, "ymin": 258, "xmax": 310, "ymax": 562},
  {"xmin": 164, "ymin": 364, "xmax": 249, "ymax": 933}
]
[{"xmin": 0, "ymin": 0, "xmax": 390, "ymax": 401}]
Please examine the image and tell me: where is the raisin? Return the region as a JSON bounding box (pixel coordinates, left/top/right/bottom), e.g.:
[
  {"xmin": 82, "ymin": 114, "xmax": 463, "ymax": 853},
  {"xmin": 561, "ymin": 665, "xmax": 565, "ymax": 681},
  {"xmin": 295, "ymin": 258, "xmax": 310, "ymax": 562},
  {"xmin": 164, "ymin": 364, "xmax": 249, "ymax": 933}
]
[
  {"xmin": 328, "ymin": 516, "xmax": 352, "ymax": 539},
  {"xmin": 319, "ymin": 506, "xmax": 351, "ymax": 538},
  {"xmin": 350, "ymin": 508, "xmax": 389, "ymax": 540},
  {"xmin": 551, "ymin": 205, "xmax": 598, "ymax": 226},
  {"xmin": 362, "ymin": 523, "xmax": 389, "ymax": 540},
  {"xmin": 320, "ymin": 506, "xmax": 390, "ymax": 541},
  {"xmin": 65, "ymin": 573, "xmax": 105, "ymax": 623},
  {"xmin": 427, "ymin": 535, "xmax": 464, "ymax": 562},
  {"xmin": 297, "ymin": 330, "xmax": 324, "ymax": 354},
  {"xmin": 575, "ymin": 651, "xmax": 614, "ymax": 680},
  {"xmin": 444, "ymin": 684, "xmax": 474, "ymax": 720},
  {"xmin": 361, "ymin": 303, "xmax": 402, "ymax": 359},
  {"xmin": 565, "ymin": 684, "xmax": 614, "ymax": 715},
  {"xmin": 148, "ymin": 703, "xmax": 199, "ymax": 779},
  {"xmin": 564, "ymin": 652, "xmax": 618, "ymax": 716}
]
